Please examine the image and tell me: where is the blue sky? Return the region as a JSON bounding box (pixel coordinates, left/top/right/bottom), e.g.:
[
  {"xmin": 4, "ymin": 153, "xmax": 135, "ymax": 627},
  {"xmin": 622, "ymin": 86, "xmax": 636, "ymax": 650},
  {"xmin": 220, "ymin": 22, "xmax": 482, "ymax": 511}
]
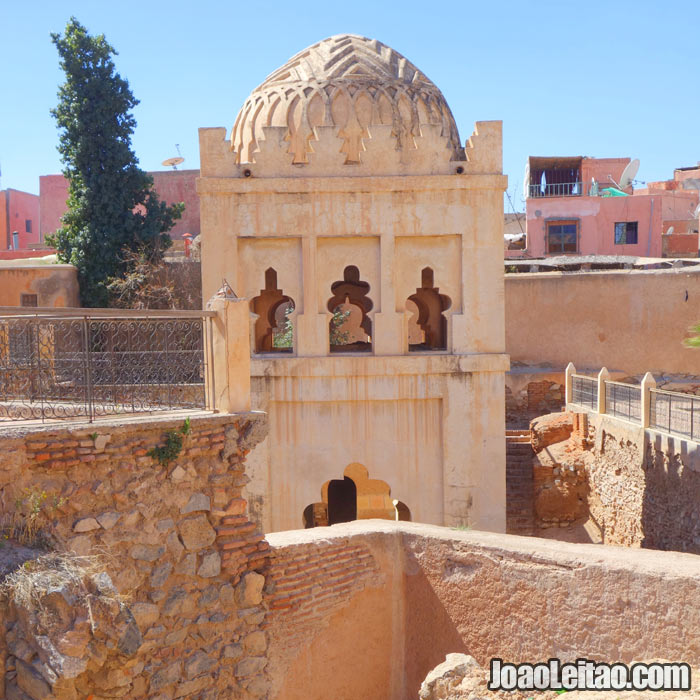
[{"xmin": 1, "ymin": 0, "xmax": 699, "ymax": 211}]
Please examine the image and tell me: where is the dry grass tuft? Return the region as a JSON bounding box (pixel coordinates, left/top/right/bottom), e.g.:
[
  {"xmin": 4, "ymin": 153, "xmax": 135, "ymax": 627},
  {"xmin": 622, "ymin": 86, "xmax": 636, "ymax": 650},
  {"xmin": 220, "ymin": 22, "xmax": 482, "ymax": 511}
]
[{"xmin": 0, "ymin": 552, "xmax": 105, "ymax": 608}]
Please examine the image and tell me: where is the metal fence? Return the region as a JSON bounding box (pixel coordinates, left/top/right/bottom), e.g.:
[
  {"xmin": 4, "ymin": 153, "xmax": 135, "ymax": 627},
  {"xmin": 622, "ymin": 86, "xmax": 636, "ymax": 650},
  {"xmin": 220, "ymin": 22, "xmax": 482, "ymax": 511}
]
[
  {"xmin": 528, "ymin": 181, "xmax": 586, "ymax": 198},
  {"xmin": 0, "ymin": 309, "xmax": 215, "ymax": 422},
  {"xmin": 571, "ymin": 374, "xmax": 598, "ymax": 410},
  {"xmin": 604, "ymin": 380, "xmax": 641, "ymax": 423},
  {"xmin": 650, "ymin": 389, "xmax": 700, "ymax": 442}
]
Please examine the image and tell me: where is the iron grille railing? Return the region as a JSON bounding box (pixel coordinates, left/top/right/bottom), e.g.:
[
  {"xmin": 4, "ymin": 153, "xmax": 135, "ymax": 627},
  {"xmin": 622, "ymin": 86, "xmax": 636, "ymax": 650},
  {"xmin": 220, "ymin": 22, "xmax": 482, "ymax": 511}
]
[
  {"xmin": 528, "ymin": 181, "xmax": 586, "ymax": 198},
  {"xmin": 571, "ymin": 374, "xmax": 598, "ymax": 410},
  {"xmin": 605, "ymin": 380, "xmax": 641, "ymax": 423},
  {"xmin": 0, "ymin": 309, "xmax": 215, "ymax": 423},
  {"xmin": 650, "ymin": 389, "xmax": 700, "ymax": 442}
]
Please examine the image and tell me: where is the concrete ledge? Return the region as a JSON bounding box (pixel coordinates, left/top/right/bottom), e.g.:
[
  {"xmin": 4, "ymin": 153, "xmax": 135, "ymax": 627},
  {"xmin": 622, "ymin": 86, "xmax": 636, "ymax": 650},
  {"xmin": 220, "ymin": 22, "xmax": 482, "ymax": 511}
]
[
  {"xmin": 267, "ymin": 518, "xmax": 700, "ymax": 577},
  {"xmin": 252, "ymin": 353, "xmax": 509, "ymax": 377},
  {"xmin": 0, "ymin": 410, "xmax": 266, "ymax": 439}
]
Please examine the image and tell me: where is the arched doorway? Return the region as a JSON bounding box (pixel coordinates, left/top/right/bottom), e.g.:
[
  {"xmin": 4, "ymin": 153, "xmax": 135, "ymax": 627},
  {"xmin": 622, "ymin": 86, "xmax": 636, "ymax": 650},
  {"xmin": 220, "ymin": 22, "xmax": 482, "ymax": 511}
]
[
  {"xmin": 327, "ymin": 476, "xmax": 357, "ymax": 525},
  {"xmin": 302, "ymin": 463, "xmax": 411, "ymax": 528}
]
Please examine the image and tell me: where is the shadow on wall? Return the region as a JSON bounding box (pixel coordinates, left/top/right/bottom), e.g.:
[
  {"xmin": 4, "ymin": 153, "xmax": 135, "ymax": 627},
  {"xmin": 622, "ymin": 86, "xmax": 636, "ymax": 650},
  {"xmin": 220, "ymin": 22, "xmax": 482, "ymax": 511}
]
[{"xmin": 641, "ymin": 432, "xmax": 700, "ymax": 553}]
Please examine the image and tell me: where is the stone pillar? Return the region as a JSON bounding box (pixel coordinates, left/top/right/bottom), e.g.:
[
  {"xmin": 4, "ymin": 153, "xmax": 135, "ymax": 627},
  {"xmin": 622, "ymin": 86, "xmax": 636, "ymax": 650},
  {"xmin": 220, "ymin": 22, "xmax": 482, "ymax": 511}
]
[
  {"xmin": 296, "ymin": 236, "xmax": 329, "ymax": 356},
  {"xmin": 208, "ymin": 297, "xmax": 251, "ymax": 413},
  {"xmin": 641, "ymin": 371, "xmax": 657, "ymax": 428},
  {"xmin": 374, "ymin": 232, "xmax": 405, "ymax": 355},
  {"xmin": 565, "ymin": 362, "xmax": 576, "ymax": 406},
  {"xmin": 597, "ymin": 367, "xmax": 609, "ymax": 414}
]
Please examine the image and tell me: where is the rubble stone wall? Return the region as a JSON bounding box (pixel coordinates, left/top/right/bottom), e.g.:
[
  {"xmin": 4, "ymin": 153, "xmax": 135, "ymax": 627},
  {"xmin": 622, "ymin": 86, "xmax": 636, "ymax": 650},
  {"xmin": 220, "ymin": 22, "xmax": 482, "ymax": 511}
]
[
  {"xmin": 0, "ymin": 412, "xmax": 270, "ymax": 700},
  {"xmin": 586, "ymin": 413, "xmax": 700, "ymax": 552}
]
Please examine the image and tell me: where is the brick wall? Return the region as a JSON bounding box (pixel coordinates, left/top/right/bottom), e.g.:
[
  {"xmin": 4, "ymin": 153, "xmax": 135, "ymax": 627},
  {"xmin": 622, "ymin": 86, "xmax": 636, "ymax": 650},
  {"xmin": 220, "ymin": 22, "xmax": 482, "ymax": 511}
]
[
  {"xmin": 505, "ymin": 379, "xmax": 563, "ymax": 428},
  {"xmin": 0, "ymin": 412, "xmax": 271, "ymax": 699},
  {"xmin": 263, "ymin": 532, "xmax": 387, "ymax": 700}
]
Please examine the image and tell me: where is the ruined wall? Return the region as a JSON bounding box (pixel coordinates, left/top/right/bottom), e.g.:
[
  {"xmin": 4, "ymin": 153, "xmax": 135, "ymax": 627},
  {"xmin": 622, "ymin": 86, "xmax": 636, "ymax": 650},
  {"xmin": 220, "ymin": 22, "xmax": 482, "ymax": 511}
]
[
  {"xmin": 0, "ymin": 412, "xmax": 270, "ymax": 700},
  {"xmin": 262, "ymin": 521, "xmax": 700, "ymax": 700},
  {"xmin": 586, "ymin": 414, "xmax": 700, "ymax": 552},
  {"xmin": 505, "ymin": 370, "xmax": 564, "ymax": 428}
]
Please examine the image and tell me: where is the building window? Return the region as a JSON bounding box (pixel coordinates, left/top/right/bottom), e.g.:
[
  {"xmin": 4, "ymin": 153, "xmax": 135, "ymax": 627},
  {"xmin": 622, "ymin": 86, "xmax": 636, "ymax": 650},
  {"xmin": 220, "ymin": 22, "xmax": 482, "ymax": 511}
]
[
  {"xmin": 25, "ymin": 219, "xmax": 32, "ymax": 234},
  {"xmin": 614, "ymin": 221, "xmax": 638, "ymax": 245},
  {"xmin": 20, "ymin": 294, "xmax": 38, "ymax": 307},
  {"xmin": 546, "ymin": 220, "xmax": 578, "ymax": 254}
]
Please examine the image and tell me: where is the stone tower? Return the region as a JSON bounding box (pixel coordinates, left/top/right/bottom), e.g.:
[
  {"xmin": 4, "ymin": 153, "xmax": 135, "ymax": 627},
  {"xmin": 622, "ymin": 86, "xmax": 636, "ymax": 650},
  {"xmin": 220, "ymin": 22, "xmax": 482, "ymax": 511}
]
[{"xmin": 198, "ymin": 34, "xmax": 508, "ymax": 532}]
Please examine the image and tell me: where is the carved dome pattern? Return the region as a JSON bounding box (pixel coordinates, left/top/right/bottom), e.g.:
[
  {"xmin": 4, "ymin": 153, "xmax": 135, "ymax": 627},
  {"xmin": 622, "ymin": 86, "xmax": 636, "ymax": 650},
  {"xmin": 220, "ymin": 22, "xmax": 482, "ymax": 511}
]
[{"xmin": 231, "ymin": 34, "xmax": 463, "ymax": 165}]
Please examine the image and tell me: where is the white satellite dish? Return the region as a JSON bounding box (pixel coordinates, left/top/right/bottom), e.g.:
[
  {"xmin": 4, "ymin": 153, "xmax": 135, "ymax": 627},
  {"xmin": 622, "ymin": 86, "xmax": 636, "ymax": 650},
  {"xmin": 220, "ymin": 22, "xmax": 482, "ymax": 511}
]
[
  {"xmin": 523, "ymin": 162, "xmax": 530, "ymax": 200},
  {"xmin": 162, "ymin": 156, "xmax": 185, "ymax": 170},
  {"xmin": 666, "ymin": 226, "xmax": 675, "ymax": 236},
  {"xmin": 619, "ymin": 158, "xmax": 640, "ymax": 189},
  {"xmin": 693, "ymin": 202, "xmax": 700, "ymax": 218}
]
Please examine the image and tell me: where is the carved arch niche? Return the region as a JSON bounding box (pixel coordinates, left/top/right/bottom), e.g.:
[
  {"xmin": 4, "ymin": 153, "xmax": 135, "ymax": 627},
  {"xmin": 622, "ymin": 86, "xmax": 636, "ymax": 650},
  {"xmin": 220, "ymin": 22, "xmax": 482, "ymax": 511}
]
[
  {"xmin": 407, "ymin": 267, "xmax": 451, "ymax": 351},
  {"xmin": 327, "ymin": 265, "xmax": 373, "ymax": 353},
  {"xmin": 250, "ymin": 268, "xmax": 295, "ymax": 353}
]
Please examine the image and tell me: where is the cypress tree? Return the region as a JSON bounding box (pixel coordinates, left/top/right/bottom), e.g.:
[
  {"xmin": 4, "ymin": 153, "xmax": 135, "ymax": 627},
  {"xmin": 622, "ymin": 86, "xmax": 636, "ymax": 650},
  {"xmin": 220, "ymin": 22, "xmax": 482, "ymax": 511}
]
[{"xmin": 48, "ymin": 18, "xmax": 183, "ymax": 307}]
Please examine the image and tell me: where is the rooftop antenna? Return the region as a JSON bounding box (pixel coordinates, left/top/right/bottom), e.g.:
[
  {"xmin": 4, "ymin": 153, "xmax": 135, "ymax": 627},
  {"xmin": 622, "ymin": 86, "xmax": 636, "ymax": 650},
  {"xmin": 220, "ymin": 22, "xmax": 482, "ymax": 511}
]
[
  {"xmin": 161, "ymin": 144, "xmax": 185, "ymax": 170},
  {"xmin": 609, "ymin": 158, "xmax": 640, "ymax": 190}
]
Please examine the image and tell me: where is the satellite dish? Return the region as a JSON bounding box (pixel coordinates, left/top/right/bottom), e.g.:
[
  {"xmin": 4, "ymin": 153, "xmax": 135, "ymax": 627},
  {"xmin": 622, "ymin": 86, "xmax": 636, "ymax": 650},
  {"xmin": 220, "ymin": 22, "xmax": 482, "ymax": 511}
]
[
  {"xmin": 523, "ymin": 162, "xmax": 530, "ymax": 200},
  {"xmin": 619, "ymin": 158, "xmax": 640, "ymax": 189},
  {"xmin": 666, "ymin": 226, "xmax": 675, "ymax": 236},
  {"xmin": 693, "ymin": 202, "xmax": 700, "ymax": 218},
  {"xmin": 162, "ymin": 157, "xmax": 185, "ymax": 170}
]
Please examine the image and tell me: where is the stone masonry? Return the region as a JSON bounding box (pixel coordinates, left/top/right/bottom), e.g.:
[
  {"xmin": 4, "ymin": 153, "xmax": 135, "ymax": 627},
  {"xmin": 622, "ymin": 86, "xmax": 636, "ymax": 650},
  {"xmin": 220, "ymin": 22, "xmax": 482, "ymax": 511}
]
[{"xmin": 0, "ymin": 412, "xmax": 270, "ymax": 700}]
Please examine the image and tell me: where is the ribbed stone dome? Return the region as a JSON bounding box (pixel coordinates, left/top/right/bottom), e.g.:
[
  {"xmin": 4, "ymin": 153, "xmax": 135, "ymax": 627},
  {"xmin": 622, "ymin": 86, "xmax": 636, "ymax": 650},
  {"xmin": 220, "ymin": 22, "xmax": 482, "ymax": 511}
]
[{"xmin": 231, "ymin": 34, "xmax": 463, "ymax": 165}]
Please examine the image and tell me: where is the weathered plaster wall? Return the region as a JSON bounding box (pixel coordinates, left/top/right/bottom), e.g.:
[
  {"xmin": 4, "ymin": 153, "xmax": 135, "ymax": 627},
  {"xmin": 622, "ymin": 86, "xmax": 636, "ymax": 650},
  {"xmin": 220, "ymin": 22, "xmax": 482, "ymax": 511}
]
[
  {"xmin": 246, "ymin": 355, "xmax": 506, "ymax": 533},
  {"xmin": 0, "ymin": 412, "xmax": 271, "ymax": 699},
  {"xmin": 0, "ymin": 265, "xmax": 79, "ymax": 307},
  {"xmin": 265, "ymin": 521, "xmax": 700, "ymax": 700},
  {"xmin": 506, "ymin": 267, "xmax": 700, "ymax": 375}
]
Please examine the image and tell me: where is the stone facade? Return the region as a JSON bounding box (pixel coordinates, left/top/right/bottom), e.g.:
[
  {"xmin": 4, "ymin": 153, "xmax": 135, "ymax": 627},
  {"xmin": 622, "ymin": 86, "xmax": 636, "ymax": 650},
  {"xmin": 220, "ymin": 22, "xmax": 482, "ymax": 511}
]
[
  {"xmin": 0, "ymin": 413, "xmax": 271, "ymax": 700},
  {"xmin": 198, "ymin": 34, "xmax": 508, "ymax": 533}
]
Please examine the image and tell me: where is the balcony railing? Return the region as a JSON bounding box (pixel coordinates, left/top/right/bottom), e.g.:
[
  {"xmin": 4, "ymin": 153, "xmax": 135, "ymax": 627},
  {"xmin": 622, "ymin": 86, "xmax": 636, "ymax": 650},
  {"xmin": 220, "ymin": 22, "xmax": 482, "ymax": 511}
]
[
  {"xmin": 528, "ymin": 181, "xmax": 586, "ymax": 198},
  {"xmin": 0, "ymin": 309, "xmax": 216, "ymax": 423}
]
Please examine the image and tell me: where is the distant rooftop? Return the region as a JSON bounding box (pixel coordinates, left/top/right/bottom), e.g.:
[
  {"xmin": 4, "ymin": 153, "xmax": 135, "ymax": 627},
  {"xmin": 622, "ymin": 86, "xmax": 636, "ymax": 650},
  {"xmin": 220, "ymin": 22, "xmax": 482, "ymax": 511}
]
[{"xmin": 505, "ymin": 254, "xmax": 700, "ymax": 272}]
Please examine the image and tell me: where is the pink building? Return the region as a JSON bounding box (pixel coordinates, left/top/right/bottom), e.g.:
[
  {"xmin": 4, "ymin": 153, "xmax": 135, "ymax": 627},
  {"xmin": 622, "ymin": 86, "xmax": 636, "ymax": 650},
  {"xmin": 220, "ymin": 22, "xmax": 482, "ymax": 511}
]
[
  {"xmin": 0, "ymin": 189, "xmax": 40, "ymax": 251},
  {"xmin": 40, "ymin": 169, "xmax": 200, "ymax": 242},
  {"xmin": 512, "ymin": 157, "xmax": 699, "ymax": 259}
]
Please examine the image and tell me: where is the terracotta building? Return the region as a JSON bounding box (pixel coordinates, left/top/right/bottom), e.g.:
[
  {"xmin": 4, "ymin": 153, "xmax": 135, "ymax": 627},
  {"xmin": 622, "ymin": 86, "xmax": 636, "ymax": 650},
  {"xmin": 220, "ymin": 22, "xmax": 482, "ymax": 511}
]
[
  {"xmin": 509, "ymin": 157, "xmax": 699, "ymax": 258},
  {"xmin": 0, "ymin": 189, "xmax": 40, "ymax": 252},
  {"xmin": 39, "ymin": 169, "xmax": 200, "ymax": 242},
  {"xmin": 198, "ymin": 34, "xmax": 509, "ymax": 533}
]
